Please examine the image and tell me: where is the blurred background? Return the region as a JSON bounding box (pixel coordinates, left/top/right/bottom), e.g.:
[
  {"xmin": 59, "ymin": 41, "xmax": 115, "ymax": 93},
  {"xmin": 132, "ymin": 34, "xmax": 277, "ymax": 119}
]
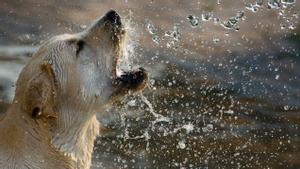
[{"xmin": 0, "ymin": 0, "xmax": 299, "ymax": 168}]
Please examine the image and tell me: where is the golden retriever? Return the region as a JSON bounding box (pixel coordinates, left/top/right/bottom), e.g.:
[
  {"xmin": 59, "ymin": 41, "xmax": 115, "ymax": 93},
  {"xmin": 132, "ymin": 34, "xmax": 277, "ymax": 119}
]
[{"xmin": 0, "ymin": 10, "xmax": 147, "ymax": 169}]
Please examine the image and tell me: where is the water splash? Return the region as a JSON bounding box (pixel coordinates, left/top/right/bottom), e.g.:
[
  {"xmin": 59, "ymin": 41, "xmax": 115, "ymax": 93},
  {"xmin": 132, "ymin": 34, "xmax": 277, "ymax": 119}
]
[
  {"xmin": 202, "ymin": 124, "xmax": 214, "ymax": 133},
  {"xmin": 121, "ymin": 94, "xmax": 170, "ymax": 152},
  {"xmin": 118, "ymin": 11, "xmax": 139, "ymax": 74},
  {"xmin": 140, "ymin": 94, "xmax": 170, "ymax": 124},
  {"xmin": 164, "ymin": 24, "xmax": 181, "ymax": 48},
  {"xmin": 145, "ymin": 20, "xmax": 160, "ymax": 45}
]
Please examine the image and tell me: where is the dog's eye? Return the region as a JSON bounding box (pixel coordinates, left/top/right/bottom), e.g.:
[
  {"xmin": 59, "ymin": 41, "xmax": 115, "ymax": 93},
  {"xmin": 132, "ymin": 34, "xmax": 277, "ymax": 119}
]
[
  {"xmin": 32, "ymin": 107, "xmax": 42, "ymax": 118},
  {"xmin": 76, "ymin": 40, "xmax": 85, "ymax": 55}
]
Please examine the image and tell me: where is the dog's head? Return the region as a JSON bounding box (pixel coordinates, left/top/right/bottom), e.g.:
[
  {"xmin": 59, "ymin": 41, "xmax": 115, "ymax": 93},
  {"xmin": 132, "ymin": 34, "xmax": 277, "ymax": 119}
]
[{"xmin": 14, "ymin": 10, "xmax": 147, "ymax": 119}]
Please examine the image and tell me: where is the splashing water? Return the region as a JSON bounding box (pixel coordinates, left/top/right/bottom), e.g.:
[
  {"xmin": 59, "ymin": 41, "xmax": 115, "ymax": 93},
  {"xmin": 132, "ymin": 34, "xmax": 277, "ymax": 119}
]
[
  {"xmin": 145, "ymin": 20, "xmax": 161, "ymax": 45},
  {"xmin": 118, "ymin": 16, "xmax": 171, "ymax": 145},
  {"xmin": 118, "ymin": 11, "xmax": 140, "ymax": 74},
  {"xmin": 120, "ymin": 94, "xmax": 170, "ymax": 152},
  {"xmin": 164, "ymin": 24, "xmax": 181, "ymax": 48},
  {"xmin": 140, "ymin": 94, "xmax": 170, "ymax": 124},
  {"xmin": 94, "ymin": 2, "xmax": 299, "ymax": 168},
  {"xmin": 145, "ymin": 19, "xmax": 184, "ymax": 49}
]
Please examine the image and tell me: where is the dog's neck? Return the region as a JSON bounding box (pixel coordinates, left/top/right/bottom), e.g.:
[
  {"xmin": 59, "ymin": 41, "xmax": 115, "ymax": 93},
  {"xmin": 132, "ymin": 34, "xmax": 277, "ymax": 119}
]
[
  {"xmin": 0, "ymin": 103, "xmax": 76, "ymax": 169},
  {"xmin": 51, "ymin": 109, "xmax": 99, "ymax": 169}
]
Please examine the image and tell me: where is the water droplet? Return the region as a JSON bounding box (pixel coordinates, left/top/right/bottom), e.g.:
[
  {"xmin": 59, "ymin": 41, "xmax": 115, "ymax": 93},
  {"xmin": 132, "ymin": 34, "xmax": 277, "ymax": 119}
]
[
  {"xmin": 256, "ymin": 0, "xmax": 263, "ymax": 6},
  {"xmin": 164, "ymin": 25, "xmax": 181, "ymax": 48},
  {"xmin": 38, "ymin": 25, "xmax": 43, "ymax": 30},
  {"xmin": 187, "ymin": 15, "xmax": 199, "ymax": 27},
  {"xmin": 268, "ymin": 0, "xmax": 281, "ymax": 9},
  {"xmin": 235, "ymin": 11, "xmax": 245, "ymax": 20},
  {"xmin": 292, "ymin": 12, "xmax": 299, "ymax": 18},
  {"xmin": 24, "ymin": 34, "xmax": 31, "ymax": 40},
  {"xmin": 178, "ymin": 140, "xmax": 186, "ymax": 149},
  {"xmin": 146, "ymin": 21, "xmax": 157, "ymax": 35},
  {"xmin": 48, "ymin": 58, "xmax": 53, "ymax": 65},
  {"xmin": 202, "ymin": 124, "xmax": 213, "ymax": 132},
  {"xmin": 225, "ymin": 109, "xmax": 234, "ymax": 114},
  {"xmin": 182, "ymin": 123, "xmax": 194, "ymax": 133},
  {"xmin": 127, "ymin": 99, "xmax": 137, "ymax": 107},
  {"xmin": 152, "ymin": 35, "xmax": 160, "ymax": 45},
  {"xmin": 234, "ymin": 152, "xmax": 240, "ymax": 157},
  {"xmin": 281, "ymin": 0, "xmax": 295, "ymax": 5},
  {"xmin": 213, "ymin": 37, "xmax": 220, "ymax": 44},
  {"xmin": 245, "ymin": 4, "xmax": 259, "ymax": 13},
  {"xmin": 213, "ymin": 17, "xmax": 220, "ymax": 24},
  {"xmin": 149, "ymin": 79, "xmax": 155, "ymax": 86},
  {"xmin": 80, "ymin": 24, "xmax": 87, "ymax": 30},
  {"xmin": 201, "ymin": 12, "xmax": 213, "ymax": 21},
  {"xmin": 288, "ymin": 24, "xmax": 296, "ymax": 30},
  {"xmin": 221, "ymin": 20, "xmax": 235, "ymax": 29},
  {"xmin": 221, "ymin": 11, "xmax": 245, "ymax": 30},
  {"xmin": 229, "ymin": 17, "xmax": 238, "ymax": 25},
  {"xmin": 284, "ymin": 105, "xmax": 290, "ymax": 110}
]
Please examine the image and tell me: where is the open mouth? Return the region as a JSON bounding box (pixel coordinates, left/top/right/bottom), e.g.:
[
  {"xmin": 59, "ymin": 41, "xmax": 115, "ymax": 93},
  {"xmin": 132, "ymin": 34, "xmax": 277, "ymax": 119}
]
[
  {"xmin": 111, "ymin": 67, "xmax": 148, "ymax": 99},
  {"xmin": 116, "ymin": 67, "xmax": 147, "ymax": 89},
  {"xmin": 107, "ymin": 11, "xmax": 147, "ymax": 97}
]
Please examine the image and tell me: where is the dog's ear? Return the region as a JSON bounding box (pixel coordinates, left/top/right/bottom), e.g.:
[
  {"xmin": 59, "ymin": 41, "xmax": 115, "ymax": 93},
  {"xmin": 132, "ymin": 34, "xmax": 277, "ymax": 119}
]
[{"xmin": 23, "ymin": 63, "xmax": 57, "ymax": 119}]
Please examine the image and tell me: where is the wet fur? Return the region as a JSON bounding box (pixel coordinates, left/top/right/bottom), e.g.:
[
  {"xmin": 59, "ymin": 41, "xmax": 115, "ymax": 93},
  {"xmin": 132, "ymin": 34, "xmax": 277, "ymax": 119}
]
[{"xmin": 0, "ymin": 11, "xmax": 147, "ymax": 169}]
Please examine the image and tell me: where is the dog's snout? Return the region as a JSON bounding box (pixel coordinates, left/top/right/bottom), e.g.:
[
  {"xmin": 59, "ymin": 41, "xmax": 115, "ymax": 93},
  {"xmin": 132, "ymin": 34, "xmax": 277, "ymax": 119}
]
[
  {"xmin": 105, "ymin": 10, "xmax": 121, "ymax": 25},
  {"xmin": 119, "ymin": 68, "xmax": 147, "ymax": 86}
]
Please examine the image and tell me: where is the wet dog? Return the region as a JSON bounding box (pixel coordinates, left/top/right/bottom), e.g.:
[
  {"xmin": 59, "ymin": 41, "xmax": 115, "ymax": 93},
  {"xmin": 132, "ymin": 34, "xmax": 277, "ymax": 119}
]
[{"xmin": 0, "ymin": 10, "xmax": 147, "ymax": 169}]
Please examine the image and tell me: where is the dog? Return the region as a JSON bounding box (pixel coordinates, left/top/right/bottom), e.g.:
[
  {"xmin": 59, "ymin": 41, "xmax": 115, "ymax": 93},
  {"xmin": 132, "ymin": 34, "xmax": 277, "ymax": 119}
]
[{"xmin": 0, "ymin": 10, "xmax": 147, "ymax": 169}]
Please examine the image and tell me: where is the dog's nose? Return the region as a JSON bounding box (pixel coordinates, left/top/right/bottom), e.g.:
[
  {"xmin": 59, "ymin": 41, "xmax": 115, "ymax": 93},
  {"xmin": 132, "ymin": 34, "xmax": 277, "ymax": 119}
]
[{"xmin": 105, "ymin": 10, "xmax": 121, "ymax": 25}]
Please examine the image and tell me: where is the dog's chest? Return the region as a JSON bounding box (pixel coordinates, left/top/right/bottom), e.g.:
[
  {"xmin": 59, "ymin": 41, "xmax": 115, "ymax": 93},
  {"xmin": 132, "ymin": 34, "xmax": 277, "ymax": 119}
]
[
  {"xmin": 0, "ymin": 137, "xmax": 75, "ymax": 169},
  {"xmin": 0, "ymin": 115, "xmax": 75, "ymax": 169},
  {"xmin": 0, "ymin": 153, "xmax": 74, "ymax": 169}
]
